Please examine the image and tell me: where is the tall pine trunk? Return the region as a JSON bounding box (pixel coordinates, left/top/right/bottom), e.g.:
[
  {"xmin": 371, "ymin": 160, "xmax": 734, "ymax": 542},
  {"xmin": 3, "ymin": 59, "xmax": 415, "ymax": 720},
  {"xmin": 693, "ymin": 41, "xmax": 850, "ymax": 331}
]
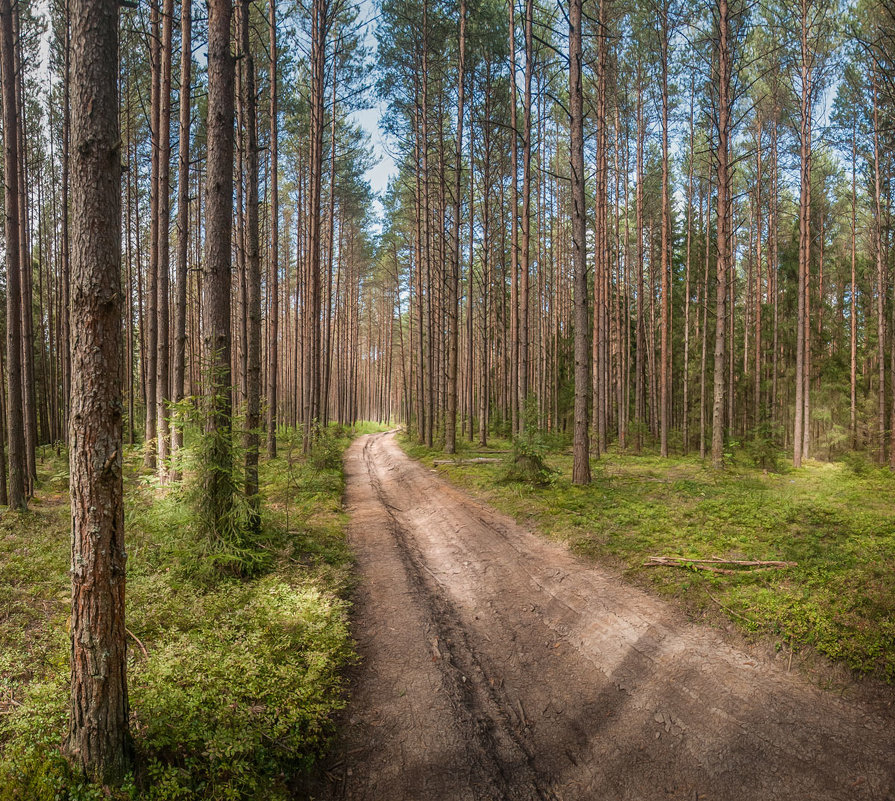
[
  {"xmin": 241, "ymin": 0, "xmax": 262, "ymax": 514},
  {"xmin": 202, "ymin": 0, "xmax": 236, "ymax": 534},
  {"xmin": 570, "ymin": 0, "xmax": 590, "ymax": 485},
  {"xmin": 65, "ymin": 0, "xmax": 131, "ymax": 781},
  {"xmin": 0, "ymin": 0, "xmax": 25, "ymax": 509},
  {"xmin": 266, "ymin": 0, "xmax": 279, "ymax": 457},
  {"xmin": 445, "ymin": 0, "xmax": 466, "ymax": 453},
  {"xmin": 711, "ymin": 0, "xmax": 731, "ymax": 469},
  {"xmin": 172, "ymin": 0, "xmax": 191, "ymax": 470}
]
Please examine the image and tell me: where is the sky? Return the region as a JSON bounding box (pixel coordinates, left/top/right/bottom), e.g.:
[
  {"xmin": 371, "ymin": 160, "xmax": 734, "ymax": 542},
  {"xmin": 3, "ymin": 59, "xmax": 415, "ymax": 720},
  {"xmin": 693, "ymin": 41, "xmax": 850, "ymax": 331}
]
[{"xmin": 348, "ymin": 0, "xmax": 398, "ymax": 224}]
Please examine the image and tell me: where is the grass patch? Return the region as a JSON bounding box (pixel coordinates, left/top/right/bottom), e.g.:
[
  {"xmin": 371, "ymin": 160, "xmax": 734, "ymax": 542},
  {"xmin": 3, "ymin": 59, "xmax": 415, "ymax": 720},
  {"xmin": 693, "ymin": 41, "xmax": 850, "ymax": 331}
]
[
  {"xmin": 0, "ymin": 424, "xmax": 377, "ymax": 800},
  {"xmin": 400, "ymin": 434, "xmax": 895, "ymax": 683}
]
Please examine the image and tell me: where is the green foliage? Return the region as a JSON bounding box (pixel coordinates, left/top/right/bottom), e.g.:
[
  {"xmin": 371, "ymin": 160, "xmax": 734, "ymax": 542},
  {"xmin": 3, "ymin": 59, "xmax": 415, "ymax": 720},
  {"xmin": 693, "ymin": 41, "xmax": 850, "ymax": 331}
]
[
  {"xmin": 130, "ymin": 579, "xmax": 351, "ymax": 800},
  {"xmin": 168, "ymin": 397, "xmax": 270, "ymax": 580},
  {"xmin": 505, "ymin": 397, "xmax": 555, "ymax": 486},
  {"xmin": 743, "ymin": 421, "xmax": 786, "ymax": 472},
  {"xmin": 309, "ymin": 426, "xmax": 344, "ymax": 471},
  {"xmin": 0, "ymin": 425, "xmax": 361, "ymax": 801},
  {"xmin": 841, "ymin": 450, "xmax": 874, "ymax": 476}
]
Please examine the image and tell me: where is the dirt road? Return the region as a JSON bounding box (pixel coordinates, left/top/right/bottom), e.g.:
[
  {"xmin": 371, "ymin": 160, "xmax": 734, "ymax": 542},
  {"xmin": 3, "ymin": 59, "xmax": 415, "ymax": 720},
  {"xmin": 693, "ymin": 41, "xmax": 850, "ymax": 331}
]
[{"xmin": 317, "ymin": 431, "xmax": 895, "ymax": 800}]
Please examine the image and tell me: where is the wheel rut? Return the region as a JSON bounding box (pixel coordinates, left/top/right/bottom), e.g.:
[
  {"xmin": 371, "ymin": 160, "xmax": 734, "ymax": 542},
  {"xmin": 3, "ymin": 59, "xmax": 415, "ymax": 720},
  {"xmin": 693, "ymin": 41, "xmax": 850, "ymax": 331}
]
[{"xmin": 315, "ymin": 432, "xmax": 895, "ymax": 801}]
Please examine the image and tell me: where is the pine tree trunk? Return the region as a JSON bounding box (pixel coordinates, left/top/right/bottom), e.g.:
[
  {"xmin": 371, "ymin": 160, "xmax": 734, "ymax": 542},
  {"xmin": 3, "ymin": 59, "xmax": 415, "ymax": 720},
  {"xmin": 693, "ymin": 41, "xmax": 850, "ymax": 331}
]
[
  {"xmin": 711, "ymin": 0, "xmax": 730, "ymax": 469},
  {"xmin": 304, "ymin": 0, "xmax": 326, "ymax": 451},
  {"xmin": 241, "ymin": 0, "xmax": 261, "ymax": 513},
  {"xmin": 659, "ymin": 0, "xmax": 670, "ymax": 457},
  {"xmin": 873, "ymin": 79, "xmax": 886, "ymax": 464},
  {"xmin": 172, "ymin": 0, "xmax": 191, "ymax": 470},
  {"xmin": 445, "ymin": 0, "xmax": 465, "ymax": 454},
  {"xmin": 145, "ymin": 0, "xmax": 160, "ymax": 467},
  {"xmin": 15, "ymin": 10, "xmax": 36, "ymax": 492},
  {"xmin": 65, "ymin": 0, "xmax": 131, "ymax": 781},
  {"xmin": 266, "ymin": 0, "xmax": 279, "ymax": 457},
  {"xmin": 795, "ymin": 0, "xmax": 811, "ymax": 467},
  {"xmin": 851, "ymin": 121, "xmax": 857, "ymax": 448},
  {"xmin": 570, "ymin": 0, "xmax": 590, "ymax": 485},
  {"xmin": 0, "ymin": 0, "xmax": 25, "ymax": 509},
  {"xmin": 202, "ymin": 0, "xmax": 236, "ymax": 532},
  {"xmin": 156, "ymin": 0, "xmax": 173, "ymax": 477}
]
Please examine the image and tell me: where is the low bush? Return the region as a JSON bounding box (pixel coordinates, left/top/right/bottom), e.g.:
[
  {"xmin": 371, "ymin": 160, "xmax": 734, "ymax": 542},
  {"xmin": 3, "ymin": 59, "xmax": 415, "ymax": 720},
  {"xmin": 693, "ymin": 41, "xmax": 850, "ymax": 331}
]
[{"xmin": 0, "ymin": 425, "xmax": 357, "ymax": 801}]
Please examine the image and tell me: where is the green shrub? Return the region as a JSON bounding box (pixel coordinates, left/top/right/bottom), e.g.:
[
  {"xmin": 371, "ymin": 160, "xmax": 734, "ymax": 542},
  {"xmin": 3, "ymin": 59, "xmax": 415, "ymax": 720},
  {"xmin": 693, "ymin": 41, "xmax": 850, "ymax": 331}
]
[
  {"xmin": 131, "ymin": 578, "xmax": 352, "ymax": 800},
  {"xmin": 0, "ymin": 426, "xmax": 357, "ymax": 801},
  {"xmin": 309, "ymin": 428, "xmax": 343, "ymax": 471},
  {"xmin": 505, "ymin": 398, "xmax": 555, "ymax": 486},
  {"xmin": 744, "ymin": 421, "xmax": 786, "ymax": 472},
  {"xmin": 0, "ymin": 579, "xmax": 352, "ymax": 801},
  {"xmin": 841, "ymin": 450, "xmax": 874, "ymax": 476}
]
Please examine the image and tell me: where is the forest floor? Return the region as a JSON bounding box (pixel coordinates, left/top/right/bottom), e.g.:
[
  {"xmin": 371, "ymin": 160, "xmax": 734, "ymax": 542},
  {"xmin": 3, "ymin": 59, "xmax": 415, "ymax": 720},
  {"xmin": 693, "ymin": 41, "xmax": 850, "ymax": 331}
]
[
  {"xmin": 316, "ymin": 431, "xmax": 895, "ymax": 801},
  {"xmin": 0, "ymin": 424, "xmax": 389, "ymax": 801}
]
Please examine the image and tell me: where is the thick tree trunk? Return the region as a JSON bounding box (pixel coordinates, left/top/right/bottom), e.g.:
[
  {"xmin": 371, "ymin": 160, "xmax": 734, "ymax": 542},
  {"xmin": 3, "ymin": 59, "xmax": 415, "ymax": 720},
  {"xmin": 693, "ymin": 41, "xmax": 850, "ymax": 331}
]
[
  {"xmin": 508, "ymin": 0, "xmax": 519, "ymax": 436},
  {"xmin": 65, "ymin": 0, "xmax": 131, "ymax": 782},
  {"xmin": 683, "ymin": 82, "xmax": 694, "ymax": 454},
  {"xmin": 145, "ymin": 0, "xmax": 160, "ymax": 467},
  {"xmin": 202, "ymin": 0, "xmax": 236, "ymax": 532},
  {"xmin": 794, "ymin": 0, "xmax": 811, "ymax": 467},
  {"xmin": 156, "ymin": 0, "xmax": 173, "ymax": 476},
  {"xmin": 873, "ymin": 80, "xmax": 886, "ymax": 464},
  {"xmin": 518, "ymin": 0, "xmax": 533, "ymax": 428},
  {"xmin": 849, "ymin": 120, "xmax": 858, "ymax": 449},
  {"xmin": 711, "ymin": 0, "xmax": 730, "ymax": 469},
  {"xmin": 14, "ymin": 12, "xmax": 35, "ymax": 493},
  {"xmin": 61, "ymin": 0, "xmax": 71, "ymax": 439},
  {"xmin": 659, "ymin": 0, "xmax": 670, "ymax": 457},
  {"xmin": 304, "ymin": 0, "xmax": 326, "ymax": 452}
]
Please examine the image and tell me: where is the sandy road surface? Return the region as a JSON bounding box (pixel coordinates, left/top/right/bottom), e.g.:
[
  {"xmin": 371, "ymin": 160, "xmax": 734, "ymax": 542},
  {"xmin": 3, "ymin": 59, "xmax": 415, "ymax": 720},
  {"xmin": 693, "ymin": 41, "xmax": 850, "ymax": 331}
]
[{"xmin": 316, "ymin": 431, "xmax": 895, "ymax": 801}]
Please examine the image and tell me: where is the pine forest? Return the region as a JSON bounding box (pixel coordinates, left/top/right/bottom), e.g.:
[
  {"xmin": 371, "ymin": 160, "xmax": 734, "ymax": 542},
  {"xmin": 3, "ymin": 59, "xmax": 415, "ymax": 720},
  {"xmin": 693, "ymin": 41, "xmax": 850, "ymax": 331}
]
[{"xmin": 1, "ymin": 0, "xmax": 895, "ymax": 797}]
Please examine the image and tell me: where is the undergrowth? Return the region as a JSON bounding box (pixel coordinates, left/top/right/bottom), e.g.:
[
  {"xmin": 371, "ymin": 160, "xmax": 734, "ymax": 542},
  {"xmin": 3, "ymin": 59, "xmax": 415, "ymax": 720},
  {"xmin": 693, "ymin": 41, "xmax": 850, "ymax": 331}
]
[
  {"xmin": 0, "ymin": 423, "xmax": 384, "ymax": 800},
  {"xmin": 401, "ymin": 434, "xmax": 895, "ymax": 684}
]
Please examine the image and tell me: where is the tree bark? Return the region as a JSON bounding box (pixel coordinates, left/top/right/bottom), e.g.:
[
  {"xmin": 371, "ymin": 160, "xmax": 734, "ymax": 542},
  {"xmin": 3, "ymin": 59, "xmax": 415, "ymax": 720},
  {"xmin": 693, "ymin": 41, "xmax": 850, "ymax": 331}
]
[
  {"xmin": 241, "ymin": 0, "xmax": 261, "ymax": 514},
  {"xmin": 145, "ymin": 0, "xmax": 160, "ymax": 467},
  {"xmin": 445, "ymin": 0, "xmax": 466, "ymax": 453},
  {"xmin": 711, "ymin": 0, "xmax": 731, "ymax": 469},
  {"xmin": 0, "ymin": 0, "xmax": 25, "ymax": 509},
  {"xmin": 202, "ymin": 0, "xmax": 236, "ymax": 532},
  {"xmin": 659, "ymin": 0, "xmax": 670, "ymax": 457},
  {"xmin": 65, "ymin": 0, "xmax": 131, "ymax": 781},
  {"xmin": 266, "ymin": 0, "xmax": 279, "ymax": 457},
  {"xmin": 156, "ymin": 0, "xmax": 173, "ymax": 477},
  {"xmin": 570, "ymin": 0, "xmax": 590, "ymax": 484},
  {"xmin": 172, "ymin": 0, "xmax": 191, "ymax": 471}
]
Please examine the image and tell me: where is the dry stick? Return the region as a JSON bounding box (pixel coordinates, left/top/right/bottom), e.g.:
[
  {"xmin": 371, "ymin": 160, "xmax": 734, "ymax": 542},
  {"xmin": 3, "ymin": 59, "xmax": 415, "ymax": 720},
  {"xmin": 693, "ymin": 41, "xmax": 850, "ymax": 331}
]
[
  {"xmin": 126, "ymin": 627, "xmax": 149, "ymax": 659},
  {"xmin": 644, "ymin": 555, "xmax": 796, "ymax": 569},
  {"xmin": 433, "ymin": 457, "xmax": 503, "ymax": 465}
]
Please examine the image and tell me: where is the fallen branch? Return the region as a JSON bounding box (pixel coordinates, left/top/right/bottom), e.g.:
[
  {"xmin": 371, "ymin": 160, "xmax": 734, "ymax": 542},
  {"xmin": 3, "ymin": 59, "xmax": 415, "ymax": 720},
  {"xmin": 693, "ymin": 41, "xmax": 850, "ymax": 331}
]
[
  {"xmin": 126, "ymin": 627, "xmax": 149, "ymax": 659},
  {"xmin": 643, "ymin": 555, "xmax": 797, "ymax": 575},
  {"xmin": 433, "ymin": 457, "xmax": 503, "ymax": 465}
]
